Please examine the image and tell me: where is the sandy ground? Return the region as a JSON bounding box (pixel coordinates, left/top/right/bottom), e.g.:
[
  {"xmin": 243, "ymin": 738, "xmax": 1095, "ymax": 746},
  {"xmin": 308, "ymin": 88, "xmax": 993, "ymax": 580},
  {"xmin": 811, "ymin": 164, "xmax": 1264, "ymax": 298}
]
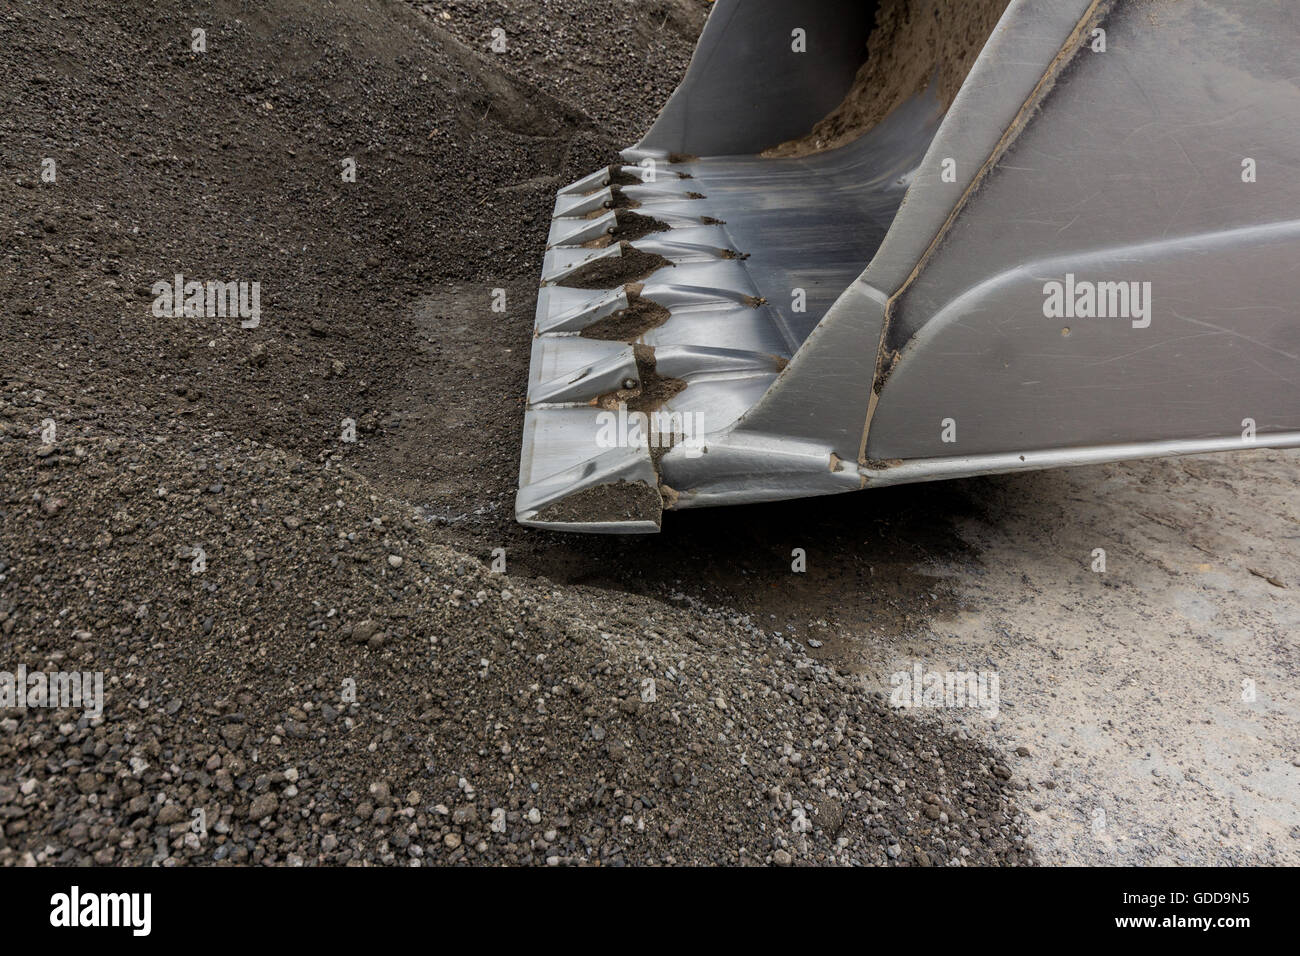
[{"xmin": 834, "ymin": 450, "xmax": 1300, "ymax": 865}]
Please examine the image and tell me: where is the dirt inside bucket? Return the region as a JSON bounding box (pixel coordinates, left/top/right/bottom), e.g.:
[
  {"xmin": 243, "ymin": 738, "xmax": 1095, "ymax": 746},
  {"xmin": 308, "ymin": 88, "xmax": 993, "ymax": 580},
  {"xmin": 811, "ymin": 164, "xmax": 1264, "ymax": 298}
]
[
  {"xmin": 557, "ymin": 244, "xmax": 674, "ymax": 289},
  {"xmin": 531, "ymin": 479, "xmax": 663, "ymax": 526},
  {"xmin": 595, "ymin": 345, "xmax": 687, "ymax": 415},
  {"xmin": 630, "ymin": 345, "xmax": 687, "ymax": 413},
  {"xmin": 580, "ymin": 291, "xmax": 672, "ymax": 341},
  {"xmin": 583, "ymin": 211, "xmax": 672, "ymax": 248},
  {"xmin": 764, "ymin": 0, "xmax": 1012, "ymax": 158},
  {"xmin": 608, "ymin": 166, "xmax": 647, "ymax": 187},
  {"xmin": 607, "ymin": 187, "xmax": 639, "ymax": 210},
  {"xmin": 611, "ymin": 210, "xmax": 670, "ymax": 241}
]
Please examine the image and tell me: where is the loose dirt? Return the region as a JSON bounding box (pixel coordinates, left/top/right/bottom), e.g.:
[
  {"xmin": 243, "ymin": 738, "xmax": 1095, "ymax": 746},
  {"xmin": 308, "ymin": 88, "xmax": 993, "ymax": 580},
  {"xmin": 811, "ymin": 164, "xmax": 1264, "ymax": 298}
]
[
  {"xmin": 766, "ymin": 0, "xmax": 1012, "ymax": 158},
  {"xmin": 579, "ymin": 292, "xmax": 673, "ymax": 341},
  {"xmin": 530, "ymin": 480, "xmax": 662, "ymax": 527},
  {"xmin": 581, "ymin": 211, "xmax": 669, "ymax": 249},
  {"xmin": 558, "ymin": 245, "xmax": 675, "ymax": 289},
  {"xmin": 610, "ymin": 211, "xmax": 671, "ymax": 242},
  {"xmin": 0, "ymin": 0, "xmax": 1034, "ymax": 867}
]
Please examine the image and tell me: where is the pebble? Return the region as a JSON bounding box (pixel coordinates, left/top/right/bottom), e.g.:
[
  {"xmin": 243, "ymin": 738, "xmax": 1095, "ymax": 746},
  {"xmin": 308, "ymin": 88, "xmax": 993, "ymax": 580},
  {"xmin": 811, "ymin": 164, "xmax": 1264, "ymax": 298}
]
[
  {"xmin": 157, "ymin": 804, "xmax": 186, "ymax": 825},
  {"xmin": 247, "ymin": 794, "xmax": 278, "ymax": 820}
]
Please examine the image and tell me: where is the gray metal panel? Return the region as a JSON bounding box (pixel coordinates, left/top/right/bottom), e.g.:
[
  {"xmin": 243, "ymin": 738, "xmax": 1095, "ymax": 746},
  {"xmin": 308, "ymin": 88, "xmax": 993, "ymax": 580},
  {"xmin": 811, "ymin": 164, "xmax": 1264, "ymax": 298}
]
[
  {"xmin": 675, "ymin": 92, "xmax": 940, "ymax": 350},
  {"xmin": 737, "ymin": 280, "xmax": 888, "ymax": 460},
  {"xmin": 857, "ymin": 0, "xmax": 1100, "ymax": 298},
  {"xmin": 638, "ymin": 0, "xmax": 876, "ymax": 156},
  {"xmin": 870, "ymin": 222, "xmax": 1300, "ymax": 458},
  {"xmin": 726, "ymin": 0, "xmax": 1102, "ymax": 459},
  {"xmin": 895, "ymin": 0, "xmax": 1300, "ymax": 344},
  {"xmin": 869, "ymin": 0, "xmax": 1300, "ymax": 459}
]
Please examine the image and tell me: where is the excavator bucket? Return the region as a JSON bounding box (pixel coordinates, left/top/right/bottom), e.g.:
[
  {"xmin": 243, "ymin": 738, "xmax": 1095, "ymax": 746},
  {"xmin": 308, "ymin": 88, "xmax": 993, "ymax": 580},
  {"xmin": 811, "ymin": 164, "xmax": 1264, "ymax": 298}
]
[{"xmin": 517, "ymin": 0, "xmax": 1300, "ymax": 533}]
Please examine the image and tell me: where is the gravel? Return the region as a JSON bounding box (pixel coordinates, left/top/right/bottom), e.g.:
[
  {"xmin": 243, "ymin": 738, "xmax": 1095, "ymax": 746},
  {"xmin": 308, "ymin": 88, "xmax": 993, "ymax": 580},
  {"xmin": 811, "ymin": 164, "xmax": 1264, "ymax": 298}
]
[
  {"xmin": 0, "ymin": 390, "xmax": 1031, "ymax": 865},
  {"xmin": 0, "ymin": 0, "xmax": 1033, "ymax": 866}
]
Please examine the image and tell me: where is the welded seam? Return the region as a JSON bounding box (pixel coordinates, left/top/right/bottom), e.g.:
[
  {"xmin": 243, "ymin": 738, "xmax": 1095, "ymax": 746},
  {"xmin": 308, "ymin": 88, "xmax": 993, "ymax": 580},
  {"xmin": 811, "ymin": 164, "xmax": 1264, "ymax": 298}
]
[{"xmin": 856, "ymin": 0, "xmax": 1115, "ymax": 468}]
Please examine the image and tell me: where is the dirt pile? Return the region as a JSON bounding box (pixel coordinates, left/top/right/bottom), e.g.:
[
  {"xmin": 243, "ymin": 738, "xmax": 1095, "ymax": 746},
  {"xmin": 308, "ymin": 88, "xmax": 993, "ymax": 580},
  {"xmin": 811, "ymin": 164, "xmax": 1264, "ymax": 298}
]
[
  {"xmin": 0, "ymin": 0, "xmax": 611, "ymax": 456},
  {"xmin": 766, "ymin": 0, "xmax": 1012, "ymax": 158},
  {"xmin": 0, "ymin": 392, "xmax": 1030, "ymax": 865},
  {"xmin": 415, "ymin": 0, "xmax": 709, "ymax": 144},
  {"xmin": 0, "ymin": 0, "xmax": 1033, "ymax": 865}
]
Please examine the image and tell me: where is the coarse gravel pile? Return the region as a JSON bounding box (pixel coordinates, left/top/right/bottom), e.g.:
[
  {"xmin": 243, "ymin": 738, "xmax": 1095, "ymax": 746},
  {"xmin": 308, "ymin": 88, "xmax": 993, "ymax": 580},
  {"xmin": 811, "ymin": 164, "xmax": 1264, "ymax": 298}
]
[
  {"xmin": 1, "ymin": 393, "xmax": 1031, "ymax": 865},
  {"xmin": 0, "ymin": 0, "xmax": 1034, "ymax": 865}
]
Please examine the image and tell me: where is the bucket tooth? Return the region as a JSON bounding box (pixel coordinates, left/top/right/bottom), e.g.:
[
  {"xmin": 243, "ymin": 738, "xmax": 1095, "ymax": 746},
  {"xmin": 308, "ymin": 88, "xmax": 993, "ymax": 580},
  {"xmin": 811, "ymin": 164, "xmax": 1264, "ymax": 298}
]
[
  {"xmin": 651, "ymin": 345, "xmax": 784, "ymax": 379},
  {"xmin": 534, "ymin": 286, "xmax": 631, "ymax": 335},
  {"xmin": 559, "ymin": 167, "xmax": 617, "ymax": 197},
  {"xmin": 527, "ymin": 341, "xmax": 640, "ymax": 407},
  {"xmin": 614, "ymin": 183, "xmax": 707, "ymax": 206},
  {"xmin": 547, "ymin": 210, "xmax": 619, "ymax": 248},
  {"xmin": 516, "ymin": 411, "xmax": 662, "ymax": 533},
  {"xmin": 630, "ymin": 233, "xmax": 744, "ymax": 263},
  {"xmin": 554, "ymin": 187, "xmax": 614, "ymax": 220},
  {"xmin": 540, "ymin": 243, "xmax": 624, "ymax": 285}
]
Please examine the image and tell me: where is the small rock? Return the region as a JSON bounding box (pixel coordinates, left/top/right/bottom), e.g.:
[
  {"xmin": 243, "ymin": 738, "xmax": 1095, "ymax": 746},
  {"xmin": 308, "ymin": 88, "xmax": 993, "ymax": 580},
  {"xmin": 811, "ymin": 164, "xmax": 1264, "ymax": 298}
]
[
  {"xmin": 156, "ymin": 804, "xmax": 186, "ymax": 826},
  {"xmin": 247, "ymin": 793, "xmax": 278, "ymax": 820},
  {"xmin": 814, "ymin": 797, "xmax": 845, "ymax": 834}
]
